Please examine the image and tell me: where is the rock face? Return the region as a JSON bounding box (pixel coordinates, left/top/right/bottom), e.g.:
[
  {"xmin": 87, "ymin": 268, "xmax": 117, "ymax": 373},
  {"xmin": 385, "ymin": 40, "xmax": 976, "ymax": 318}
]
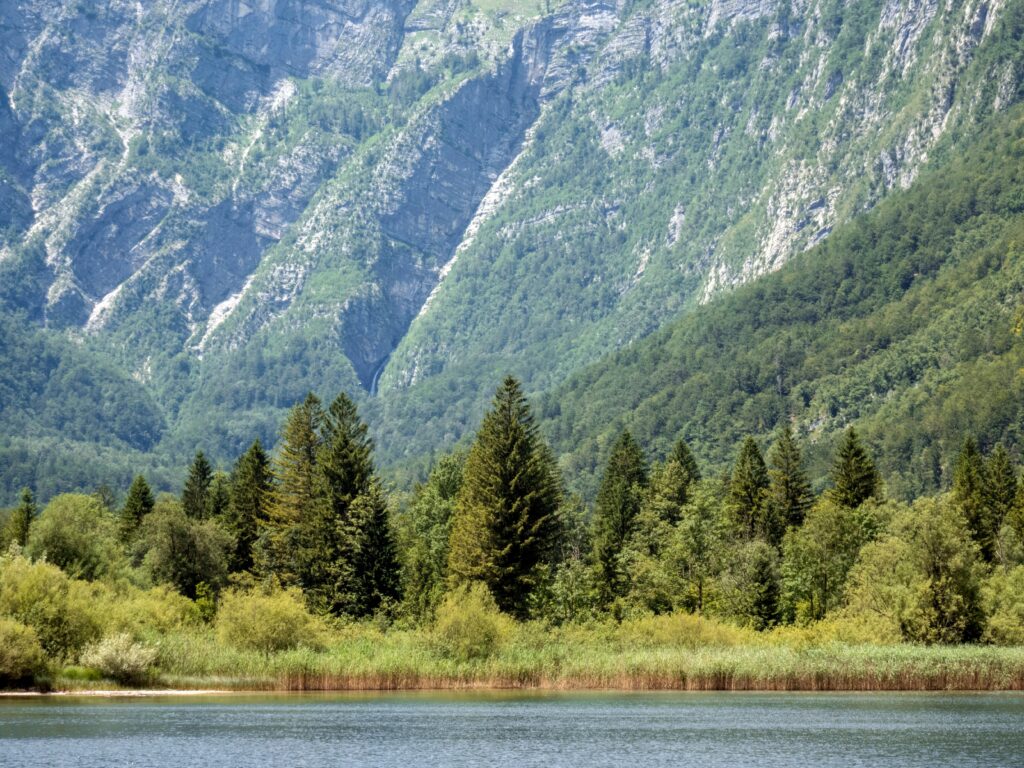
[{"xmin": 0, "ymin": 0, "xmax": 1021, "ymax": 466}]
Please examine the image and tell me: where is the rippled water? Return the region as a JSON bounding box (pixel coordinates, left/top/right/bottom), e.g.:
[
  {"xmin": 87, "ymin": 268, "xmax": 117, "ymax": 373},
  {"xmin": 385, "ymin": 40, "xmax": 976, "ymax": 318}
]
[{"xmin": 1, "ymin": 691, "xmax": 1022, "ymax": 767}]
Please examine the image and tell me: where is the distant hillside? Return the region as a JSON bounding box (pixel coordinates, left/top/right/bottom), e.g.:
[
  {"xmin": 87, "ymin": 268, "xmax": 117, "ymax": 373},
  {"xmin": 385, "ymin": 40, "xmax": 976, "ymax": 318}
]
[{"xmin": 542, "ymin": 108, "xmax": 1024, "ymax": 500}]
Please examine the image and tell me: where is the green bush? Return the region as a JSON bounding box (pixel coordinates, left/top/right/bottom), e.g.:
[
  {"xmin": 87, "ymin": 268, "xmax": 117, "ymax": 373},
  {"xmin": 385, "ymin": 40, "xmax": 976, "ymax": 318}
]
[
  {"xmin": 0, "ymin": 553, "xmax": 102, "ymax": 660},
  {"xmin": 216, "ymin": 588, "xmax": 323, "ymax": 653},
  {"xmin": 79, "ymin": 633, "xmax": 158, "ymax": 684},
  {"xmin": 433, "ymin": 583, "xmax": 512, "ymax": 661},
  {"xmin": 982, "ymin": 566, "xmax": 1024, "ymax": 645},
  {"xmin": 26, "ymin": 494, "xmax": 123, "ymax": 580},
  {"xmin": 0, "ymin": 617, "xmax": 46, "ymax": 684}
]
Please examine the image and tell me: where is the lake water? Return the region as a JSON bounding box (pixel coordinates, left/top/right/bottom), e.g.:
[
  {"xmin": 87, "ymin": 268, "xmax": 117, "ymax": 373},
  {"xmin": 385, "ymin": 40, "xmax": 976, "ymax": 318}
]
[{"xmin": 1, "ymin": 692, "xmax": 1022, "ymax": 767}]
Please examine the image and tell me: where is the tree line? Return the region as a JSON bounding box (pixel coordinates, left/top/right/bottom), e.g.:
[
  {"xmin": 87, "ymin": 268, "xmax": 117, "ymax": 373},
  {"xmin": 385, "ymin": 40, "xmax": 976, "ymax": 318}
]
[{"xmin": 4, "ymin": 376, "xmax": 1024, "ymax": 643}]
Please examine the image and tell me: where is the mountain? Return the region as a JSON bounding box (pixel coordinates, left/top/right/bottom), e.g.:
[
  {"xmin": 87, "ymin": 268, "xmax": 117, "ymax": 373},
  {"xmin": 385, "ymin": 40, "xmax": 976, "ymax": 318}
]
[{"xmin": 0, "ymin": 0, "xmax": 1022, "ymax": 500}]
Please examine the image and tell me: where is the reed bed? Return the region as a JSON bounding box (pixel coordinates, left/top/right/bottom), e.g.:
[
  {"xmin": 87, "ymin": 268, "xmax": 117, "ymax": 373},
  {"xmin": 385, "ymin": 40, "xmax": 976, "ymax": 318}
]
[{"xmin": 143, "ymin": 624, "xmax": 1024, "ymax": 692}]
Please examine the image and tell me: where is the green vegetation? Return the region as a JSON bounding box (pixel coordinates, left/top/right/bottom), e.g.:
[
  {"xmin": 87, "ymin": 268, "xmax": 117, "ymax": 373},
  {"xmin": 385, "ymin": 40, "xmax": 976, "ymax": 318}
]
[{"xmin": 2, "ymin": 375, "xmax": 1024, "ymax": 693}]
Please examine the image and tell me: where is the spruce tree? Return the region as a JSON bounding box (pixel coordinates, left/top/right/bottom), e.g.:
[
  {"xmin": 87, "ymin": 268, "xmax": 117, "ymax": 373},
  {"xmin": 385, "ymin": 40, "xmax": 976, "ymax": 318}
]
[
  {"xmin": 261, "ymin": 394, "xmax": 324, "ymax": 582},
  {"xmin": 591, "ymin": 430, "xmax": 648, "ymax": 603},
  {"xmin": 952, "ymin": 436, "xmax": 992, "ymax": 560},
  {"xmin": 827, "ymin": 427, "xmax": 879, "ymax": 508},
  {"xmin": 983, "ymin": 443, "xmax": 1017, "ymax": 538},
  {"xmin": 350, "ymin": 480, "xmax": 401, "ymax": 616},
  {"xmin": 3, "ymin": 488, "xmax": 35, "ymax": 548},
  {"xmin": 120, "ymin": 475, "xmax": 154, "ymax": 543},
  {"xmin": 447, "ymin": 376, "xmax": 562, "ymax": 618},
  {"xmin": 226, "ymin": 440, "xmax": 271, "ymax": 573},
  {"xmin": 182, "ymin": 451, "xmax": 213, "ymax": 519},
  {"xmin": 748, "ymin": 544, "xmax": 781, "ymax": 631},
  {"xmin": 669, "ymin": 437, "xmax": 701, "ymax": 493},
  {"xmin": 767, "ymin": 424, "xmax": 813, "ymax": 533},
  {"xmin": 209, "ymin": 472, "xmax": 232, "ymax": 520},
  {"xmin": 729, "ymin": 437, "xmax": 769, "ymax": 537}
]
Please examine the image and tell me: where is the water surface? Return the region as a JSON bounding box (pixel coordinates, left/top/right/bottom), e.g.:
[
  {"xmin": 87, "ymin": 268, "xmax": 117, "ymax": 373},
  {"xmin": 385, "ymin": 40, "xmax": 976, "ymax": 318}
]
[{"xmin": 1, "ymin": 691, "xmax": 1021, "ymax": 767}]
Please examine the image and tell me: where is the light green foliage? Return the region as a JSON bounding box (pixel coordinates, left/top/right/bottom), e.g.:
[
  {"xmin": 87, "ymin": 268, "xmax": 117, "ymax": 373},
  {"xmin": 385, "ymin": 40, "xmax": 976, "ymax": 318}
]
[
  {"xmin": 398, "ymin": 451, "xmax": 464, "ymax": 620},
  {"xmin": 26, "ymin": 493, "xmax": 124, "ymax": 581},
  {"xmin": 0, "ymin": 618, "xmax": 46, "ymax": 683},
  {"xmin": 665, "ymin": 481, "xmax": 728, "ymax": 615},
  {"xmin": 0, "ymin": 553, "xmax": 102, "ymax": 660},
  {"xmin": 982, "ymin": 566, "xmax": 1024, "ymax": 645},
  {"xmin": 433, "ymin": 583, "xmax": 512, "ymax": 662},
  {"xmin": 845, "ymin": 497, "xmax": 985, "ymax": 643},
  {"xmin": 79, "ymin": 633, "xmax": 158, "ymax": 684},
  {"xmin": 216, "ymin": 588, "xmax": 323, "ymax": 653},
  {"xmin": 782, "ymin": 499, "xmax": 885, "ymax": 623}
]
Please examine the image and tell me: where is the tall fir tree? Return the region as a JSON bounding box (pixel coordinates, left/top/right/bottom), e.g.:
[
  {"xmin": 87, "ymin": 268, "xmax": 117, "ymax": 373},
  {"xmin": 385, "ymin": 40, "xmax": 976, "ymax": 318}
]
[
  {"xmin": 729, "ymin": 437, "xmax": 769, "ymax": 537},
  {"xmin": 669, "ymin": 437, "xmax": 701, "ymax": 493},
  {"xmin": 209, "ymin": 472, "xmax": 232, "ymax": 520},
  {"xmin": 260, "ymin": 393, "xmax": 324, "ymax": 582},
  {"xmin": 226, "ymin": 440, "xmax": 271, "ymax": 573},
  {"xmin": 3, "ymin": 488, "xmax": 35, "ymax": 548},
  {"xmin": 591, "ymin": 430, "xmax": 649, "ymax": 604},
  {"xmin": 350, "ymin": 479, "xmax": 401, "ymax": 616},
  {"xmin": 767, "ymin": 424, "xmax": 813, "ymax": 535},
  {"xmin": 827, "ymin": 427, "xmax": 880, "ymax": 509},
  {"xmin": 447, "ymin": 376, "xmax": 563, "ymax": 618},
  {"xmin": 983, "ymin": 443, "xmax": 1017, "ymax": 539},
  {"xmin": 182, "ymin": 451, "xmax": 213, "ymax": 520},
  {"xmin": 952, "ymin": 437, "xmax": 993, "ymax": 561},
  {"xmin": 119, "ymin": 475, "xmax": 154, "ymax": 543}
]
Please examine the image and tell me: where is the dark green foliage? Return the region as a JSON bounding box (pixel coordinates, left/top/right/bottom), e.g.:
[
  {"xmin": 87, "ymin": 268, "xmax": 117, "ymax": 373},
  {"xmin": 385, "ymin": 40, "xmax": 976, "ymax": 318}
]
[
  {"xmin": 448, "ymin": 377, "xmax": 563, "ymax": 618},
  {"xmin": 119, "ymin": 475, "xmax": 154, "ymax": 544},
  {"xmin": 208, "ymin": 472, "xmax": 232, "ymax": 520},
  {"xmin": 984, "ymin": 443, "xmax": 1018, "ymax": 537},
  {"xmin": 767, "ymin": 424, "xmax": 813, "ymax": 532},
  {"xmin": 828, "ymin": 428, "xmax": 880, "ymax": 509},
  {"xmin": 2, "ymin": 488, "xmax": 34, "ymax": 548},
  {"xmin": 182, "ymin": 452, "xmax": 213, "ymax": 520},
  {"xmin": 133, "ymin": 497, "xmax": 231, "ymax": 599},
  {"xmin": 349, "ymin": 480, "xmax": 400, "ymax": 616},
  {"xmin": 592, "ymin": 430, "xmax": 649, "ymax": 604},
  {"xmin": 225, "ymin": 440, "xmax": 271, "ymax": 573},
  {"xmin": 729, "ymin": 438, "xmax": 769, "ymax": 537},
  {"xmin": 953, "ymin": 437, "xmax": 993, "ymax": 561}
]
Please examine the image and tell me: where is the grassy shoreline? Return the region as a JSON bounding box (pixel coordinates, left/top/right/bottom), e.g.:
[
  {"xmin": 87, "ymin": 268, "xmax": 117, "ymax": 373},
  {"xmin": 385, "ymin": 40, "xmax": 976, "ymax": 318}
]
[{"xmin": 34, "ymin": 642, "xmax": 1024, "ymax": 694}]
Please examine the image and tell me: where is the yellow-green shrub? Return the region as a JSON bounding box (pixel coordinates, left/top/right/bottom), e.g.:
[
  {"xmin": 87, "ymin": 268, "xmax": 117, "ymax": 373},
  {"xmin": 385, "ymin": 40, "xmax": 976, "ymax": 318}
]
[
  {"xmin": 216, "ymin": 588, "xmax": 323, "ymax": 653},
  {"xmin": 433, "ymin": 583, "xmax": 513, "ymax": 661},
  {"xmin": 982, "ymin": 566, "xmax": 1024, "ymax": 645},
  {"xmin": 80, "ymin": 633, "xmax": 158, "ymax": 684},
  {"xmin": 0, "ymin": 617, "xmax": 46, "ymax": 684},
  {"xmin": 0, "ymin": 553, "xmax": 102, "ymax": 660},
  {"xmin": 615, "ymin": 611, "xmax": 754, "ymax": 649}
]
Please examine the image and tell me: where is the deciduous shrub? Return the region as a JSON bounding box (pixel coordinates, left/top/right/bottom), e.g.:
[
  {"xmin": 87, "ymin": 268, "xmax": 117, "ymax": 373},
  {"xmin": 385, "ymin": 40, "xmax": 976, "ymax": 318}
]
[
  {"xmin": 25, "ymin": 494, "xmax": 124, "ymax": 580},
  {"xmin": 982, "ymin": 566, "xmax": 1024, "ymax": 645},
  {"xmin": 433, "ymin": 583, "xmax": 512, "ymax": 661},
  {"xmin": 216, "ymin": 588, "xmax": 322, "ymax": 653},
  {"xmin": 0, "ymin": 617, "xmax": 46, "ymax": 684},
  {"xmin": 80, "ymin": 634, "xmax": 158, "ymax": 684}
]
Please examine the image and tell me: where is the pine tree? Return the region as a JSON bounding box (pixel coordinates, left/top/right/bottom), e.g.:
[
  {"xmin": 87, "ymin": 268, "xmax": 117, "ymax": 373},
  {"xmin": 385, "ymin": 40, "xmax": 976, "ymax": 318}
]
[
  {"xmin": 182, "ymin": 451, "xmax": 213, "ymax": 519},
  {"xmin": 226, "ymin": 440, "xmax": 271, "ymax": 573},
  {"xmin": 3, "ymin": 488, "xmax": 35, "ymax": 548},
  {"xmin": 448, "ymin": 376, "xmax": 562, "ymax": 618},
  {"xmin": 767, "ymin": 424, "xmax": 813, "ymax": 533},
  {"xmin": 669, "ymin": 437, "xmax": 701, "ymax": 492},
  {"xmin": 983, "ymin": 443, "xmax": 1017, "ymax": 538},
  {"xmin": 209, "ymin": 472, "xmax": 232, "ymax": 520},
  {"xmin": 952, "ymin": 436, "xmax": 991, "ymax": 560},
  {"xmin": 729, "ymin": 437, "xmax": 769, "ymax": 537},
  {"xmin": 827, "ymin": 427, "xmax": 880, "ymax": 508},
  {"xmin": 119, "ymin": 475, "xmax": 154, "ymax": 543},
  {"xmin": 261, "ymin": 394, "xmax": 324, "ymax": 582},
  {"xmin": 591, "ymin": 430, "xmax": 648, "ymax": 603}
]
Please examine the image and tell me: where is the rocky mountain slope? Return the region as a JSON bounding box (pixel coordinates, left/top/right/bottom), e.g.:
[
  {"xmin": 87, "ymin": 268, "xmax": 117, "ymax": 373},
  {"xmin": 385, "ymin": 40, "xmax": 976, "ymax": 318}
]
[{"xmin": 0, "ymin": 0, "xmax": 1021, "ymax": 498}]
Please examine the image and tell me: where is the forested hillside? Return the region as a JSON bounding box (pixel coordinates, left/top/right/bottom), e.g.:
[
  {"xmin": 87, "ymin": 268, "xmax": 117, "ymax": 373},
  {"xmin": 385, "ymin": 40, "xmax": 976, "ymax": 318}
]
[
  {"xmin": 544, "ymin": 107, "xmax": 1024, "ymax": 500},
  {"xmin": 1, "ymin": 0, "xmax": 1023, "ymax": 501}
]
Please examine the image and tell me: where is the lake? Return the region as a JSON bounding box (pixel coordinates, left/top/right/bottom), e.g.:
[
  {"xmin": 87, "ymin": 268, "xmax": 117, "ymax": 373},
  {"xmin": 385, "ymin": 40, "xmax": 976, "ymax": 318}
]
[{"xmin": 1, "ymin": 692, "xmax": 1022, "ymax": 767}]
